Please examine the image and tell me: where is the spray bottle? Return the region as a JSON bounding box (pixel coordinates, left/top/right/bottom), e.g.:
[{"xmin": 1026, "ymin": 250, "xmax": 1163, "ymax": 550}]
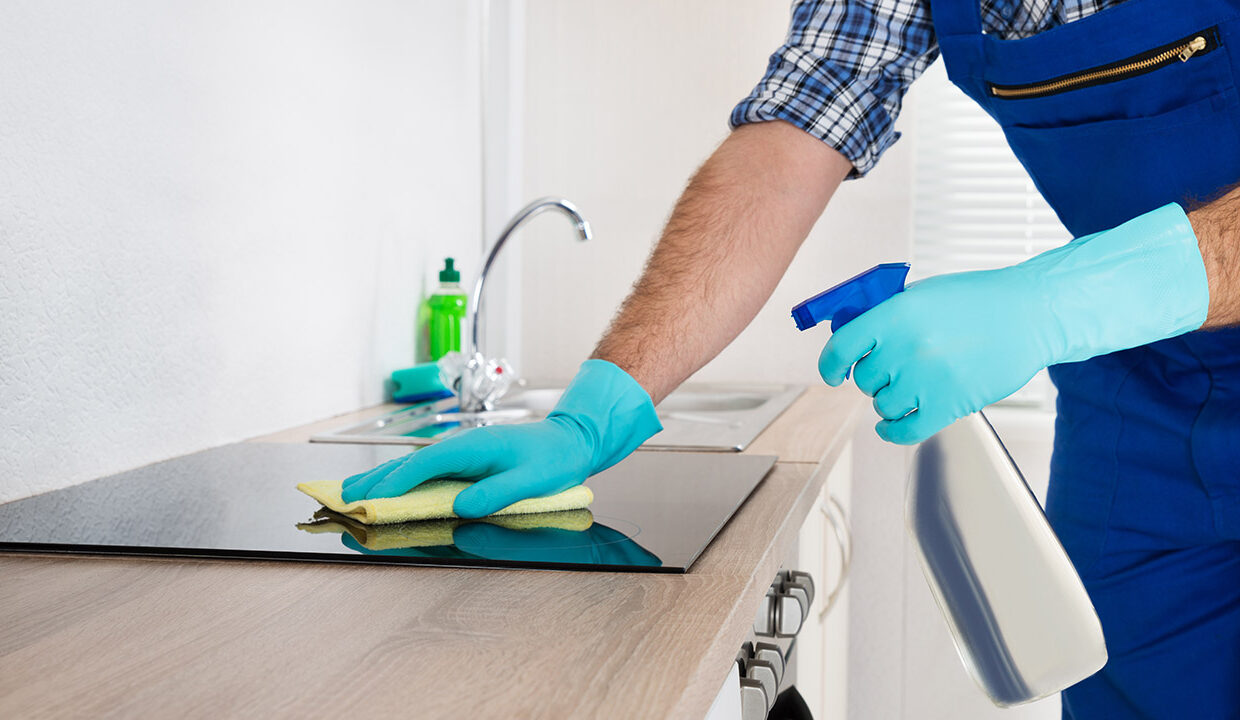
[{"xmin": 792, "ymin": 264, "xmax": 1107, "ymax": 706}]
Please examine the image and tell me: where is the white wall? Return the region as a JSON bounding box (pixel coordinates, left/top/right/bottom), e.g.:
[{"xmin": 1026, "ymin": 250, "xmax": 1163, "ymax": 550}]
[{"xmin": 0, "ymin": 0, "xmax": 485, "ymax": 503}]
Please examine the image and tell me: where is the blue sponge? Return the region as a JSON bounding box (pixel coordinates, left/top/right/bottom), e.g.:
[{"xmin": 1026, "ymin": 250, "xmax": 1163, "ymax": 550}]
[{"xmin": 391, "ymin": 364, "xmax": 453, "ymax": 404}]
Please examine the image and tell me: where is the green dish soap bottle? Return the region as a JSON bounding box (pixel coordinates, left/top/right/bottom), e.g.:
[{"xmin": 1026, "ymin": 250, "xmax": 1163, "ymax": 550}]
[{"xmin": 428, "ymin": 258, "xmax": 467, "ymax": 361}]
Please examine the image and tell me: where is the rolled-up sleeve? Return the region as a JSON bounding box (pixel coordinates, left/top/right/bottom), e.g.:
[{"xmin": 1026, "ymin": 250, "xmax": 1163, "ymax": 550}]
[{"xmin": 731, "ymin": 0, "xmax": 940, "ymax": 178}]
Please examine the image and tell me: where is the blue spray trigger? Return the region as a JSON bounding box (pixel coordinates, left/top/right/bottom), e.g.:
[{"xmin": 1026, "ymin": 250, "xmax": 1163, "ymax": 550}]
[
  {"xmin": 791, "ymin": 262, "xmax": 910, "ymax": 332},
  {"xmin": 830, "ymin": 305, "xmax": 865, "ymax": 333},
  {"xmin": 792, "ymin": 263, "xmax": 911, "ymax": 380}
]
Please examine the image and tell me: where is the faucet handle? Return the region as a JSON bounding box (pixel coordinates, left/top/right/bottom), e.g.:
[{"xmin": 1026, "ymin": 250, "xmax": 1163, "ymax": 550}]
[
  {"xmin": 437, "ymin": 351, "xmax": 469, "ymax": 395},
  {"xmin": 438, "ymin": 351, "xmax": 515, "ymax": 413}
]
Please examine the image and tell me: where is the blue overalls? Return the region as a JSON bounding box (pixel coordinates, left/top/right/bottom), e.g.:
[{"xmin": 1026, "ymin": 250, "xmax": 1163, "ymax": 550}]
[{"xmin": 926, "ymin": 0, "xmax": 1240, "ymax": 716}]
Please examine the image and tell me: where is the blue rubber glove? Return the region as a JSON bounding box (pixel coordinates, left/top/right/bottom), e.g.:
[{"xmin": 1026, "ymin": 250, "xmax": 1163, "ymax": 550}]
[
  {"xmin": 820, "ymin": 203, "xmax": 1209, "ymax": 445},
  {"xmin": 340, "ymin": 359, "xmax": 662, "ymax": 518}
]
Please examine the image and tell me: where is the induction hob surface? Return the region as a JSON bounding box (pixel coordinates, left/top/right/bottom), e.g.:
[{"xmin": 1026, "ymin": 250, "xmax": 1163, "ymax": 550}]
[{"xmin": 0, "ymin": 443, "xmax": 776, "ymax": 573}]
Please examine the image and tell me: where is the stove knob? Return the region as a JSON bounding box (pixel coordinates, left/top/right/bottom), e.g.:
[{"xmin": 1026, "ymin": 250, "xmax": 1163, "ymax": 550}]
[
  {"xmin": 744, "ymin": 658, "xmax": 778, "ymax": 712},
  {"xmin": 774, "ymin": 591, "xmax": 804, "ymax": 637},
  {"xmin": 752, "ymin": 641, "xmax": 784, "ymax": 686},
  {"xmin": 735, "ymin": 641, "xmax": 754, "ymax": 680},
  {"xmin": 739, "ymin": 678, "xmax": 768, "ymax": 720},
  {"xmin": 786, "ymin": 570, "xmax": 815, "ymax": 606},
  {"xmin": 753, "ymin": 588, "xmax": 777, "ymax": 636},
  {"xmin": 784, "ymin": 583, "xmax": 811, "ymax": 618}
]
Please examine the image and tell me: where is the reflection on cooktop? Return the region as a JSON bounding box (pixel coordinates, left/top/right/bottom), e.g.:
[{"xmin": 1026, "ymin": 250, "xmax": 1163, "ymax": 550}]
[
  {"xmin": 0, "ymin": 443, "xmax": 776, "ymax": 573},
  {"xmin": 298, "ymin": 508, "xmax": 662, "ymax": 567}
]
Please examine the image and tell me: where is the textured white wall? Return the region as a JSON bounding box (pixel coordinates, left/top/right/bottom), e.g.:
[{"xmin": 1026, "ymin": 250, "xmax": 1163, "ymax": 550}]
[
  {"xmin": 0, "ymin": 0, "xmax": 485, "ymax": 503},
  {"xmin": 517, "ymin": 0, "xmax": 915, "ymax": 386}
]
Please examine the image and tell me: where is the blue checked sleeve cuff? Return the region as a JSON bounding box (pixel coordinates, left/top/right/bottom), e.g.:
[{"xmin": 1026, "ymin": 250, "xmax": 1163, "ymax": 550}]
[
  {"xmin": 730, "ymin": 0, "xmax": 939, "ymax": 179},
  {"xmin": 731, "ymin": 54, "xmax": 901, "ymax": 178}
]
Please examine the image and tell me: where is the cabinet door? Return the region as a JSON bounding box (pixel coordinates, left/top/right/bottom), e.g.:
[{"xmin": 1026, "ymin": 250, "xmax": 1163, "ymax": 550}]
[{"xmin": 795, "ymin": 443, "xmax": 853, "ymax": 719}]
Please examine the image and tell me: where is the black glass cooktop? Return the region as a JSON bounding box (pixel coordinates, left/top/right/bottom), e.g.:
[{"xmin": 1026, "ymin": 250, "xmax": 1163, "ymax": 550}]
[{"xmin": 0, "ymin": 443, "xmax": 775, "ymax": 573}]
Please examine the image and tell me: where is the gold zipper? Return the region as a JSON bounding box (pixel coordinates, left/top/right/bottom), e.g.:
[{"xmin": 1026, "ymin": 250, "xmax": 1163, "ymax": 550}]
[{"xmin": 990, "ymin": 30, "xmax": 1216, "ymax": 100}]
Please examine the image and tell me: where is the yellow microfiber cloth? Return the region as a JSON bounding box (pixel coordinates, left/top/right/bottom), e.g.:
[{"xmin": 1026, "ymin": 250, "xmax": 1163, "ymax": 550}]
[
  {"xmin": 296, "ymin": 478, "xmax": 594, "ymax": 525},
  {"xmin": 296, "ymin": 508, "xmax": 595, "ymax": 551}
]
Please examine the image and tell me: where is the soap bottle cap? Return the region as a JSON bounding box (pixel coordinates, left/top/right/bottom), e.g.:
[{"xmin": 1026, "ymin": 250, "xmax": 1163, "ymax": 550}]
[{"xmin": 439, "ymin": 257, "xmax": 460, "ymax": 283}]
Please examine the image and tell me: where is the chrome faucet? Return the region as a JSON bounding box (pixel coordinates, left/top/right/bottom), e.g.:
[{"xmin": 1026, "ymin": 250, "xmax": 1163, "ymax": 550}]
[{"xmin": 450, "ymin": 197, "xmax": 592, "ymax": 413}]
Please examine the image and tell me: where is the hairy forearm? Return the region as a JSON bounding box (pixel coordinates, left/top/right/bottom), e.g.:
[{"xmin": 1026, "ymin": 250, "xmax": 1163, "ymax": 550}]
[
  {"xmin": 592, "ymin": 121, "xmax": 852, "ymax": 402},
  {"xmin": 1188, "ymin": 188, "xmax": 1240, "ymax": 328}
]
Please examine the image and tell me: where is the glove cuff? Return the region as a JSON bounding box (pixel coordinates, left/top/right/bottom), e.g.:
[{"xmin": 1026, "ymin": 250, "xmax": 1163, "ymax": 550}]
[
  {"xmin": 549, "ymin": 359, "xmax": 663, "ymax": 474},
  {"xmin": 1036, "ymin": 202, "xmax": 1209, "ymax": 363}
]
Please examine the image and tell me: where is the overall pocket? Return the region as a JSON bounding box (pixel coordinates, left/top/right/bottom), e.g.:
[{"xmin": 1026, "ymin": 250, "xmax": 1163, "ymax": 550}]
[
  {"xmin": 981, "ymin": 22, "xmax": 1240, "ymax": 234},
  {"xmin": 1001, "ymin": 90, "xmax": 1240, "ymax": 234},
  {"xmin": 989, "ymin": 27, "xmax": 1221, "ymax": 101}
]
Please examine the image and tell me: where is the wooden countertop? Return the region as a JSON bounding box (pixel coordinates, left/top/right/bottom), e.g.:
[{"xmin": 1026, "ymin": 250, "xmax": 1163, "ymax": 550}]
[{"xmin": 0, "ymin": 386, "xmax": 862, "ymax": 719}]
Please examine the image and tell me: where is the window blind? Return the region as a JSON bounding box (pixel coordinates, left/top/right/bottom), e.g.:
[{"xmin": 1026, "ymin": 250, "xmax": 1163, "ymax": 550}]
[{"xmin": 910, "ymin": 61, "xmax": 1066, "ymax": 407}]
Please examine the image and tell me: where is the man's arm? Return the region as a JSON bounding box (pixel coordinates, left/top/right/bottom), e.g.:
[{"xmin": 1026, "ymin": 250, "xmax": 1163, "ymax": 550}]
[
  {"xmin": 592, "ymin": 120, "xmax": 853, "ymax": 403},
  {"xmin": 344, "ymin": 122, "xmax": 854, "ymax": 512},
  {"xmin": 1188, "ymin": 190, "xmax": 1240, "ymax": 327}
]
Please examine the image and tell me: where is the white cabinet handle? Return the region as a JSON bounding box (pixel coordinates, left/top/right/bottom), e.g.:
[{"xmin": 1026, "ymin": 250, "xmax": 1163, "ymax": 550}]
[{"xmin": 818, "ymin": 493, "xmax": 852, "ymax": 620}]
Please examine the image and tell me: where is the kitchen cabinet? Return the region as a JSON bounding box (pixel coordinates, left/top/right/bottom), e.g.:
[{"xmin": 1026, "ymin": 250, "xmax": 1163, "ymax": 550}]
[{"xmin": 793, "ymin": 444, "xmax": 853, "ymax": 719}]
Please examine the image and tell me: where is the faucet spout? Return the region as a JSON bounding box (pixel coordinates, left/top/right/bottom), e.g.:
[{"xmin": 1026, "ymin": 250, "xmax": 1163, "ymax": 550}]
[{"xmin": 469, "ymin": 197, "xmax": 592, "ymax": 359}]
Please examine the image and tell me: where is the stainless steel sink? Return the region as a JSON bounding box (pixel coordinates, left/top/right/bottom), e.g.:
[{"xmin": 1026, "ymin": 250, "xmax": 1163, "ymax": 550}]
[{"xmin": 310, "ymin": 382, "xmax": 805, "ymax": 452}]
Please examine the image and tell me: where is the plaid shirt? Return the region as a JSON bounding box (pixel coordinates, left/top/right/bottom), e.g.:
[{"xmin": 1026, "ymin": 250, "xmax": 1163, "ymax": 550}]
[{"xmin": 732, "ymin": 0, "xmax": 1124, "ymax": 177}]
